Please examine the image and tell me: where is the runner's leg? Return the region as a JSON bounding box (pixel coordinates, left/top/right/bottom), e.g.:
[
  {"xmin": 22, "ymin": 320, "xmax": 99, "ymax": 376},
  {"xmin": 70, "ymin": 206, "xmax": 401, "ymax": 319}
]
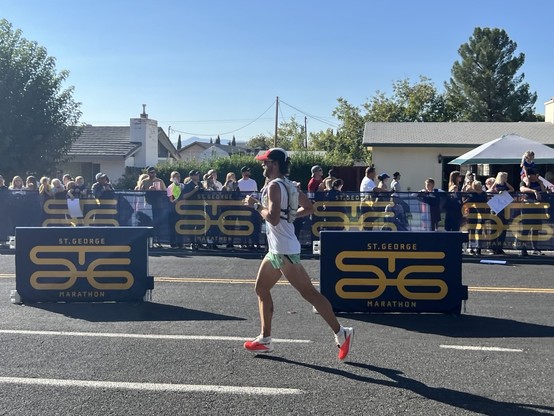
[
  {"xmin": 281, "ymin": 260, "xmax": 340, "ymax": 334},
  {"xmin": 255, "ymin": 257, "xmax": 282, "ymax": 337}
]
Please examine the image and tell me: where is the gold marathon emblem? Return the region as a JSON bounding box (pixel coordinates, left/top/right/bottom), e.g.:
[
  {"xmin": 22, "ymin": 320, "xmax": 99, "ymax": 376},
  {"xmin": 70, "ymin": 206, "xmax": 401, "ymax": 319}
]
[{"xmin": 29, "ymin": 245, "xmax": 133, "ymax": 291}]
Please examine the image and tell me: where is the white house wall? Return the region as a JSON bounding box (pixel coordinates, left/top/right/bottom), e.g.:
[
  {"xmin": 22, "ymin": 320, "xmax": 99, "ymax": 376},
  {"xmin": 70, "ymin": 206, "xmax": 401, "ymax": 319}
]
[
  {"xmin": 546, "ymin": 98, "xmax": 554, "ymax": 124},
  {"xmin": 61, "ymin": 159, "xmax": 125, "ymax": 188},
  {"xmin": 179, "ymin": 143, "xmax": 208, "ymax": 161},
  {"xmin": 199, "ymin": 147, "xmax": 229, "ymax": 161},
  {"xmin": 370, "ymin": 146, "xmax": 471, "ymax": 191},
  {"xmin": 98, "ymin": 160, "xmax": 126, "ymax": 185}
]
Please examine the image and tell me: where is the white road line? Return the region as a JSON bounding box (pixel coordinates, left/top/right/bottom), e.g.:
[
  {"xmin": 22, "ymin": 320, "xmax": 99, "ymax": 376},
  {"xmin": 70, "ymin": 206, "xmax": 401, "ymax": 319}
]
[
  {"xmin": 0, "ymin": 376, "xmax": 303, "ymax": 395},
  {"xmin": 0, "ymin": 329, "xmax": 312, "ymax": 343},
  {"xmin": 440, "ymin": 345, "xmax": 523, "ymax": 352}
]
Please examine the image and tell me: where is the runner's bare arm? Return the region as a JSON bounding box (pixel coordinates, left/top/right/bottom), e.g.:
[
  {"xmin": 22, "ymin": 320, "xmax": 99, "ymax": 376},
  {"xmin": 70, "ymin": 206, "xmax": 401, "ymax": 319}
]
[{"xmin": 296, "ymin": 190, "xmax": 313, "ymax": 218}]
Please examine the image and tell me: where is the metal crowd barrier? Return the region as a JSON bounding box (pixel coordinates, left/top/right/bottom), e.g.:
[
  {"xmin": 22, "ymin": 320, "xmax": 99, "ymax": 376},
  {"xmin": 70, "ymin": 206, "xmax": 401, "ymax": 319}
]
[{"xmin": 1, "ymin": 190, "xmax": 552, "ymax": 251}]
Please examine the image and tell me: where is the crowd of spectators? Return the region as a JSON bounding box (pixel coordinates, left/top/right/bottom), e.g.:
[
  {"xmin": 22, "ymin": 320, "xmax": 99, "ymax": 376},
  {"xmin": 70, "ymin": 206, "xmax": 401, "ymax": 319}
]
[{"xmin": 2, "ymin": 159, "xmax": 553, "ymax": 254}]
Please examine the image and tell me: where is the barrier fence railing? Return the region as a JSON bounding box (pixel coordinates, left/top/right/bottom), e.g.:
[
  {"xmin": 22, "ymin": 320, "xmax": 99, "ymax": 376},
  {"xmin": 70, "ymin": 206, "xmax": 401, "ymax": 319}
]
[{"xmin": 1, "ymin": 190, "xmax": 552, "ymax": 251}]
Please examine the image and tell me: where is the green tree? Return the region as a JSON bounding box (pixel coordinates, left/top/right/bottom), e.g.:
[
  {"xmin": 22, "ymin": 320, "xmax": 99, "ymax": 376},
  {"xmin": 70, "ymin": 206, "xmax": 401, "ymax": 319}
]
[
  {"xmin": 246, "ymin": 117, "xmax": 307, "ymax": 151},
  {"xmin": 309, "ymin": 128, "xmax": 335, "ymax": 152},
  {"xmin": 177, "ymin": 134, "xmax": 182, "ymax": 149},
  {"xmin": 276, "ymin": 116, "xmax": 305, "ymax": 150},
  {"xmin": 0, "ymin": 19, "xmax": 82, "ymax": 178},
  {"xmin": 364, "ymin": 77, "xmax": 449, "ymax": 122},
  {"xmin": 308, "ymin": 98, "xmax": 368, "ymax": 164},
  {"xmin": 331, "ymin": 98, "xmax": 369, "ymax": 162},
  {"xmin": 445, "ymin": 27, "xmax": 537, "ymax": 121},
  {"xmin": 246, "ymin": 133, "xmax": 273, "ymax": 150},
  {"xmin": 231, "ymin": 135, "xmax": 236, "ymax": 146},
  {"xmin": 215, "ymin": 135, "xmax": 221, "ymax": 144},
  {"xmin": 310, "ymin": 79, "xmax": 448, "ymax": 163}
]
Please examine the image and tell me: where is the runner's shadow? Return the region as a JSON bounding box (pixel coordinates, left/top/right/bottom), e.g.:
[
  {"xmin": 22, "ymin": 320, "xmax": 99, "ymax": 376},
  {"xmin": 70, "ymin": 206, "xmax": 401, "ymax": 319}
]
[
  {"xmin": 339, "ymin": 313, "xmax": 554, "ymax": 338},
  {"xmin": 258, "ymin": 356, "xmax": 553, "ymax": 416},
  {"xmin": 27, "ymin": 302, "xmax": 245, "ymax": 322},
  {"xmin": 346, "ymin": 362, "xmax": 553, "ymax": 416}
]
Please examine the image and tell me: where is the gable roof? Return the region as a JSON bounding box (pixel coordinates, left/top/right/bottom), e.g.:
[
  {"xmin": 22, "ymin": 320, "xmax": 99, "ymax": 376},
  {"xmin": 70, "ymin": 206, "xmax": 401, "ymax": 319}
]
[
  {"xmin": 363, "ymin": 122, "xmax": 554, "ymax": 148},
  {"xmin": 179, "ymin": 141, "xmax": 212, "ymax": 152},
  {"xmin": 69, "ymin": 125, "xmax": 179, "ymax": 159},
  {"xmin": 69, "ymin": 126, "xmax": 140, "ymax": 158},
  {"xmin": 158, "ymin": 128, "xmax": 180, "ymax": 160},
  {"xmin": 177, "ymin": 141, "xmax": 252, "ymax": 157}
]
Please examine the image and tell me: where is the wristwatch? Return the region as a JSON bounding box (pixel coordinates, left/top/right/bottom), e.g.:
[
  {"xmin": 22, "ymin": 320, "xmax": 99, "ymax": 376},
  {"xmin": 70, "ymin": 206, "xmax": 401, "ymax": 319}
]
[{"xmin": 253, "ymin": 202, "xmax": 261, "ymax": 211}]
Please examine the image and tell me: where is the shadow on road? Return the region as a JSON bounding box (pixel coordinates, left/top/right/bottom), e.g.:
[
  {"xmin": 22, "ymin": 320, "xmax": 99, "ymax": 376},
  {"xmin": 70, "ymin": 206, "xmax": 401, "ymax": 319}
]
[
  {"xmin": 338, "ymin": 313, "xmax": 554, "ymax": 338},
  {"xmin": 257, "ymin": 356, "xmax": 553, "ymax": 416},
  {"xmin": 346, "ymin": 362, "xmax": 553, "ymax": 416},
  {"xmin": 26, "ymin": 302, "xmax": 246, "ymax": 323}
]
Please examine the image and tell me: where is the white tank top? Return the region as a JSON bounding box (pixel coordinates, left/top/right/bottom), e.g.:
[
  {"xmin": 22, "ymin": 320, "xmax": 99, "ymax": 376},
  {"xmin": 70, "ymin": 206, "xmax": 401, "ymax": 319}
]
[{"xmin": 262, "ymin": 179, "xmax": 301, "ymax": 255}]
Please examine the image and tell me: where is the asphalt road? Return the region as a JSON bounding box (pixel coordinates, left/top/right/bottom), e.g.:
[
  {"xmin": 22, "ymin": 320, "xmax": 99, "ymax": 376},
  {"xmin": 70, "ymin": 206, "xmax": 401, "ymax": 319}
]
[{"xmin": 0, "ymin": 252, "xmax": 553, "ymax": 415}]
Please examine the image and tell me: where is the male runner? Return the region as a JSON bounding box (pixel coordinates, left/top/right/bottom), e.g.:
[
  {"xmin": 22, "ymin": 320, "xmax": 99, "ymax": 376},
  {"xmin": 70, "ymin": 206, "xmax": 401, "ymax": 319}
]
[{"xmin": 243, "ymin": 148, "xmax": 353, "ymax": 360}]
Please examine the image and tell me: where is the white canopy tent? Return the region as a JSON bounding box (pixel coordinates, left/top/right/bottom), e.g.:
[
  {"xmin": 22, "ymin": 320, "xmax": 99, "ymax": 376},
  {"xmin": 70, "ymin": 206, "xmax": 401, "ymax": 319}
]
[{"xmin": 449, "ymin": 134, "xmax": 554, "ymax": 165}]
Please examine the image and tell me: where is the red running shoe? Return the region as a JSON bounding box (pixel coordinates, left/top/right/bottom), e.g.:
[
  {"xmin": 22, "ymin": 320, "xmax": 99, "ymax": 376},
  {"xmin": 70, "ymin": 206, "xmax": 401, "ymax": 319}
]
[
  {"xmin": 244, "ymin": 336, "xmax": 274, "ymax": 353},
  {"xmin": 335, "ymin": 327, "xmax": 354, "ymax": 360}
]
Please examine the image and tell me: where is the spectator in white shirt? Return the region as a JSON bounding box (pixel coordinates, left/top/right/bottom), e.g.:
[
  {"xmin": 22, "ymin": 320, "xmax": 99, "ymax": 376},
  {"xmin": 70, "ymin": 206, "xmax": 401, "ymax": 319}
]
[
  {"xmin": 238, "ymin": 166, "xmax": 258, "ymax": 193},
  {"xmin": 359, "ymin": 166, "xmax": 388, "ymax": 193}
]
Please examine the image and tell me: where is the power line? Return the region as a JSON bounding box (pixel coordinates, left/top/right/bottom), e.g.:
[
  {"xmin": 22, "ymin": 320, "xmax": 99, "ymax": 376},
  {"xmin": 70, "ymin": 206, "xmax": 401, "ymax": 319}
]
[
  {"xmin": 167, "ymin": 98, "xmax": 340, "ymax": 137},
  {"xmin": 170, "ymin": 101, "xmax": 275, "ymax": 137},
  {"xmin": 160, "ymin": 118, "xmax": 274, "ymax": 123},
  {"xmin": 279, "ymin": 99, "xmax": 339, "ymax": 128}
]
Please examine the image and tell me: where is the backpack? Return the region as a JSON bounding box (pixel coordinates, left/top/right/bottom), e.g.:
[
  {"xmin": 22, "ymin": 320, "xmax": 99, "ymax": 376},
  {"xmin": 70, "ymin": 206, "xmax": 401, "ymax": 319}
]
[{"xmin": 273, "ymin": 177, "xmax": 299, "ymax": 223}]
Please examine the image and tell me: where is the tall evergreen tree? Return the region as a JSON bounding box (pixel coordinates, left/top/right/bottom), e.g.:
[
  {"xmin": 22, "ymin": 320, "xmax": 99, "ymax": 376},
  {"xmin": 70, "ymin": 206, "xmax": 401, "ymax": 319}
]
[
  {"xmin": 210, "ymin": 137, "xmax": 213, "ymax": 144},
  {"xmin": 215, "ymin": 135, "xmax": 221, "ymax": 144},
  {"xmin": 177, "ymin": 134, "xmax": 182, "ymax": 149},
  {"xmin": 231, "ymin": 135, "xmax": 236, "ymax": 146},
  {"xmin": 445, "ymin": 27, "xmax": 537, "ymax": 121}
]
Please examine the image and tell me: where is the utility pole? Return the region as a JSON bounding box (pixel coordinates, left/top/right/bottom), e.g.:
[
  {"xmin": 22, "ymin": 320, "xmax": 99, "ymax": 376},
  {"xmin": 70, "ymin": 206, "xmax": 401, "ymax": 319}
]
[
  {"xmin": 304, "ymin": 116, "xmax": 308, "ymax": 148},
  {"xmin": 274, "ymin": 96, "xmax": 279, "ymax": 147}
]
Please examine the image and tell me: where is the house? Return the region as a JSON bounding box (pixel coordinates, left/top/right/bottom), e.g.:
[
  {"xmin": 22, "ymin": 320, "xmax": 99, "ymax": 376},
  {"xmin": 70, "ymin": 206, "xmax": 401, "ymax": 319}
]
[
  {"xmin": 177, "ymin": 141, "xmax": 253, "ymax": 161},
  {"xmin": 64, "ymin": 107, "xmax": 179, "ymax": 185},
  {"xmin": 363, "ymin": 98, "xmax": 554, "ymax": 191}
]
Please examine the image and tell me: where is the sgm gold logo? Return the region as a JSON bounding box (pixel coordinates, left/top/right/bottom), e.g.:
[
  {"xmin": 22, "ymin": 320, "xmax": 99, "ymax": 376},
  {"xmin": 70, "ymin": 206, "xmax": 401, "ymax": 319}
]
[
  {"xmin": 334, "ymin": 250, "xmax": 448, "ymax": 301},
  {"xmin": 29, "ymin": 245, "xmax": 133, "ymax": 291},
  {"xmin": 174, "ymin": 200, "xmax": 256, "ymax": 236},
  {"xmin": 41, "ymin": 199, "xmax": 119, "ymax": 227}
]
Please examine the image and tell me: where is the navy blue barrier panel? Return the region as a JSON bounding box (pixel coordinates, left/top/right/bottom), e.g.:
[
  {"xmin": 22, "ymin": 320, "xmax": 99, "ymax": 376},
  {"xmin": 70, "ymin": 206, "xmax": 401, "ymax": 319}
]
[
  {"xmin": 15, "ymin": 227, "xmax": 153, "ymax": 303},
  {"xmin": 1, "ymin": 190, "xmax": 553, "ymax": 250},
  {"xmin": 319, "ymin": 231, "xmax": 469, "ymax": 314}
]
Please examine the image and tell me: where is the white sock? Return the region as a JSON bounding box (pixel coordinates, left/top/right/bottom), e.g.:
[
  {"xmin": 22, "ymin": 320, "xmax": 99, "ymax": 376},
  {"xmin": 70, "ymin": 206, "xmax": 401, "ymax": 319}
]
[
  {"xmin": 259, "ymin": 335, "xmax": 271, "ymax": 342},
  {"xmin": 335, "ymin": 326, "xmax": 344, "ymax": 336}
]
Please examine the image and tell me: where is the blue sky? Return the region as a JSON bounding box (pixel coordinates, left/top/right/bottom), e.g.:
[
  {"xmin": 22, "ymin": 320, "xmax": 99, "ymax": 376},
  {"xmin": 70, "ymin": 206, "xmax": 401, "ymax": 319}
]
[{"xmin": 3, "ymin": 0, "xmax": 553, "ymax": 144}]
